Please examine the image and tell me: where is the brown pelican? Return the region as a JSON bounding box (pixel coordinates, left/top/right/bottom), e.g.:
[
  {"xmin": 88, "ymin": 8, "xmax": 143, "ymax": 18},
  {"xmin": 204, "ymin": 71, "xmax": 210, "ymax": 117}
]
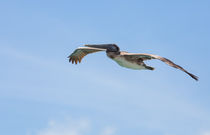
[{"xmin": 68, "ymin": 44, "xmax": 198, "ymax": 81}]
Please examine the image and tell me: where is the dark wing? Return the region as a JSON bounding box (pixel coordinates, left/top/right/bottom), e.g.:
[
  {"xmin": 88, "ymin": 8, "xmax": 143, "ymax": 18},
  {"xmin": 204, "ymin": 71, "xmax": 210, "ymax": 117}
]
[
  {"xmin": 123, "ymin": 53, "xmax": 198, "ymax": 81},
  {"xmin": 68, "ymin": 47, "xmax": 106, "ymax": 64}
]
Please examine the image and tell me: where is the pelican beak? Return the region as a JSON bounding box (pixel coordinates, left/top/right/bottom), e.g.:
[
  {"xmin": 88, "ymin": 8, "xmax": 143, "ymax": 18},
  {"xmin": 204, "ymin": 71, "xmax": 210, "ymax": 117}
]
[{"xmin": 85, "ymin": 44, "xmax": 114, "ymax": 49}]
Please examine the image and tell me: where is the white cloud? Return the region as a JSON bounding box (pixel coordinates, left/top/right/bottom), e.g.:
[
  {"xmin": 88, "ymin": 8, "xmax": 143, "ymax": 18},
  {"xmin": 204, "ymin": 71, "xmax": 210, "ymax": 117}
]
[
  {"xmin": 37, "ymin": 118, "xmax": 90, "ymax": 135},
  {"xmin": 100, "ymin": 127, "xmax": 116, "ymax": 135},
  {"xmin": 36, "ymin": 118, "xmax": 116, "ymax": 135},
  {"xmin": 201, "ymin": 131, "xmax": 210, "ymax": 135}
]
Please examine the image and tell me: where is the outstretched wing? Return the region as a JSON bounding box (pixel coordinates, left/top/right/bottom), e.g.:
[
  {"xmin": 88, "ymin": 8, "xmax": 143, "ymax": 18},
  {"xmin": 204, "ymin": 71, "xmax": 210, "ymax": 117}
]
[
  {"xmin": 123, "ymin": 53, "xmax": 198, "ymax": 81},
  {"xmin": 68, "ymin": 47, "xmax": 106, "ymax": 64}
]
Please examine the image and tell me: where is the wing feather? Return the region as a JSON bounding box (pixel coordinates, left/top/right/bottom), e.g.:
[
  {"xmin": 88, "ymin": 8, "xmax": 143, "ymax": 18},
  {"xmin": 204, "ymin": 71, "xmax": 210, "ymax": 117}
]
[
  {"xmin": 123, "ymin": 53, "xmax": 198, "ymax": 81},
  {"xmin": 68, "ymin": 47, "xmax": 106, "ymax": 64}
]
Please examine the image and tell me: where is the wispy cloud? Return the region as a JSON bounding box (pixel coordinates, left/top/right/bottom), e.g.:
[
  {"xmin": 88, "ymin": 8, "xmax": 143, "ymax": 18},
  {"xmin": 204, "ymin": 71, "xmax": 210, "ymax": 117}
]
[
  {"xmin": 100, "ymin": 127, "xmax": 116, "ymax": 135},
  {"xmin": 37, "ymin": 118, "xmax": 90, "ymax": 135},
  {"xmin": 201, "ymin": 131, "xmax": 210, "ymax": 135},
  {"xmin": 0, "ymin": 45, "xmax": 126, "ymax": 90},
  {"xmin": 36, "ymin": 118, "xmax": 116, "ymax": 135}
]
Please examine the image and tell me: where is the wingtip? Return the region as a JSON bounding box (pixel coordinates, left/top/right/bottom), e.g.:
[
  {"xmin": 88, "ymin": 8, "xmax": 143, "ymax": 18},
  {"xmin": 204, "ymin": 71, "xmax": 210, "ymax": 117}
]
[
  {"xmin": 188, "ymin": 73, "xmax": 199, "ymax": 81},
  {"xmin": 68, "ymin": 57, "xmax": 72, "ymax": 63},
  {"xmin": 68, "ymin": 57, "xmax": 79, "ymax": 65},
  {"xmin": 194, "ymin": 76, "xmax": 199, "ymax": 81}
]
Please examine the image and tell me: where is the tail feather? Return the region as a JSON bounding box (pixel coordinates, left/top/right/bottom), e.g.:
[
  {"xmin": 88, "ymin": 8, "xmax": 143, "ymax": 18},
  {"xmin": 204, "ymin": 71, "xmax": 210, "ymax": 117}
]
[{"xmin": 146, "ymin": 66, "xmax": 155, "ymax": 70}]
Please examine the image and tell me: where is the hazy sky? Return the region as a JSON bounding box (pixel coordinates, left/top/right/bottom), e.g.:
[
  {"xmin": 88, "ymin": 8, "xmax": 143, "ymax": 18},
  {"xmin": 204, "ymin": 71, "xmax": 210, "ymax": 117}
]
[{"xmin": 0, "ymin": 0, "xmax": 210, "ymax": 135}]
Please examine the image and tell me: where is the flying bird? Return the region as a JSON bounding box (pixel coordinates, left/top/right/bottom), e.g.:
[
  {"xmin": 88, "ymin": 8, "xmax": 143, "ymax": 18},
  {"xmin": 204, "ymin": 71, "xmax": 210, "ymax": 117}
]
[{"xmin": 68, "ymin": 44, "xmax": 198, "ymax": 81}]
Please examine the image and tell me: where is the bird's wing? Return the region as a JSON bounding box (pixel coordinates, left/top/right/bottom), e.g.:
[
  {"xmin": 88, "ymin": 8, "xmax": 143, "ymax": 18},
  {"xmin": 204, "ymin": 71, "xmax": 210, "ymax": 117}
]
[
  {"xmin": 68, "ymin": 47, "xmax": 106, "ymax": 64},
  {"xmin": 123, "ymin": 53, "xmax": 198, "ymax": 81}
]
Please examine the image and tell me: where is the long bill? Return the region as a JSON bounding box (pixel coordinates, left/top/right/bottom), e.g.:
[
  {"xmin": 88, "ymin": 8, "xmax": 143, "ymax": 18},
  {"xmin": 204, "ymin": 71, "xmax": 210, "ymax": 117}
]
[{"xmin": 85, "ymin": 44, "xmax": 115, "ymax": 49}]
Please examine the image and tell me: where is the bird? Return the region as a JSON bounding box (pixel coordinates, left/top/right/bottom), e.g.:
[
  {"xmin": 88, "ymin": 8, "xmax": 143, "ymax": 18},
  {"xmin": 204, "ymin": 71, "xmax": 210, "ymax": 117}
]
[{"xmin": 68, "ymin": 44, "xmax": 198, "ymax": 81}]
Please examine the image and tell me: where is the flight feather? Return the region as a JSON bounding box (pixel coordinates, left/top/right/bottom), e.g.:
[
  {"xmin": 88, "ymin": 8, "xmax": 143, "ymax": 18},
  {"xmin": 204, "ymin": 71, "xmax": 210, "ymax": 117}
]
[
  {"xmin": 123, "ymin": 53, "xmax": 198, "ymax": 81},
  {"xmin": 68, "ymin": 47, "xmax": 106, "ymax": 64}
]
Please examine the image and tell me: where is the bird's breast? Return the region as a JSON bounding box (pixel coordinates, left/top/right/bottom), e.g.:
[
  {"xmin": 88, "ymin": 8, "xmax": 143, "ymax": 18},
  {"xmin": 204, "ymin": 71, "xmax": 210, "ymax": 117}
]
[{"xmin": 113, "ymin": 56, "xmax": 146, "ymax": 70}]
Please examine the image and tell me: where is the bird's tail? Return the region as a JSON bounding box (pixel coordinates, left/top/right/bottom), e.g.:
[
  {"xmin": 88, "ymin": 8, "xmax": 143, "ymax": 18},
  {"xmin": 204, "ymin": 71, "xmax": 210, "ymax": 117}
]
[{"xmin": 145, "ymin": 66, "xmax": 155, "ymax": 70}]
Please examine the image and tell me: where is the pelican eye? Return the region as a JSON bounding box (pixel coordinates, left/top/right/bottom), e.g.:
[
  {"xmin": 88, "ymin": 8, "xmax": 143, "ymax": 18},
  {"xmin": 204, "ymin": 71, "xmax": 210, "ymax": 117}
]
[{"xmin": 109, "ymin": 46, "xmax": 117, "ymax": 51}]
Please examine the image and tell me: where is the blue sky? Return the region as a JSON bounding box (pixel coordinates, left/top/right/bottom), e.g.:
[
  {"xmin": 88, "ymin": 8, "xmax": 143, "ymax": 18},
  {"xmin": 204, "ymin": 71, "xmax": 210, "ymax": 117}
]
[{"xmin": 0, "ymin": 0, "xmax": 210, "ymax": 135}]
